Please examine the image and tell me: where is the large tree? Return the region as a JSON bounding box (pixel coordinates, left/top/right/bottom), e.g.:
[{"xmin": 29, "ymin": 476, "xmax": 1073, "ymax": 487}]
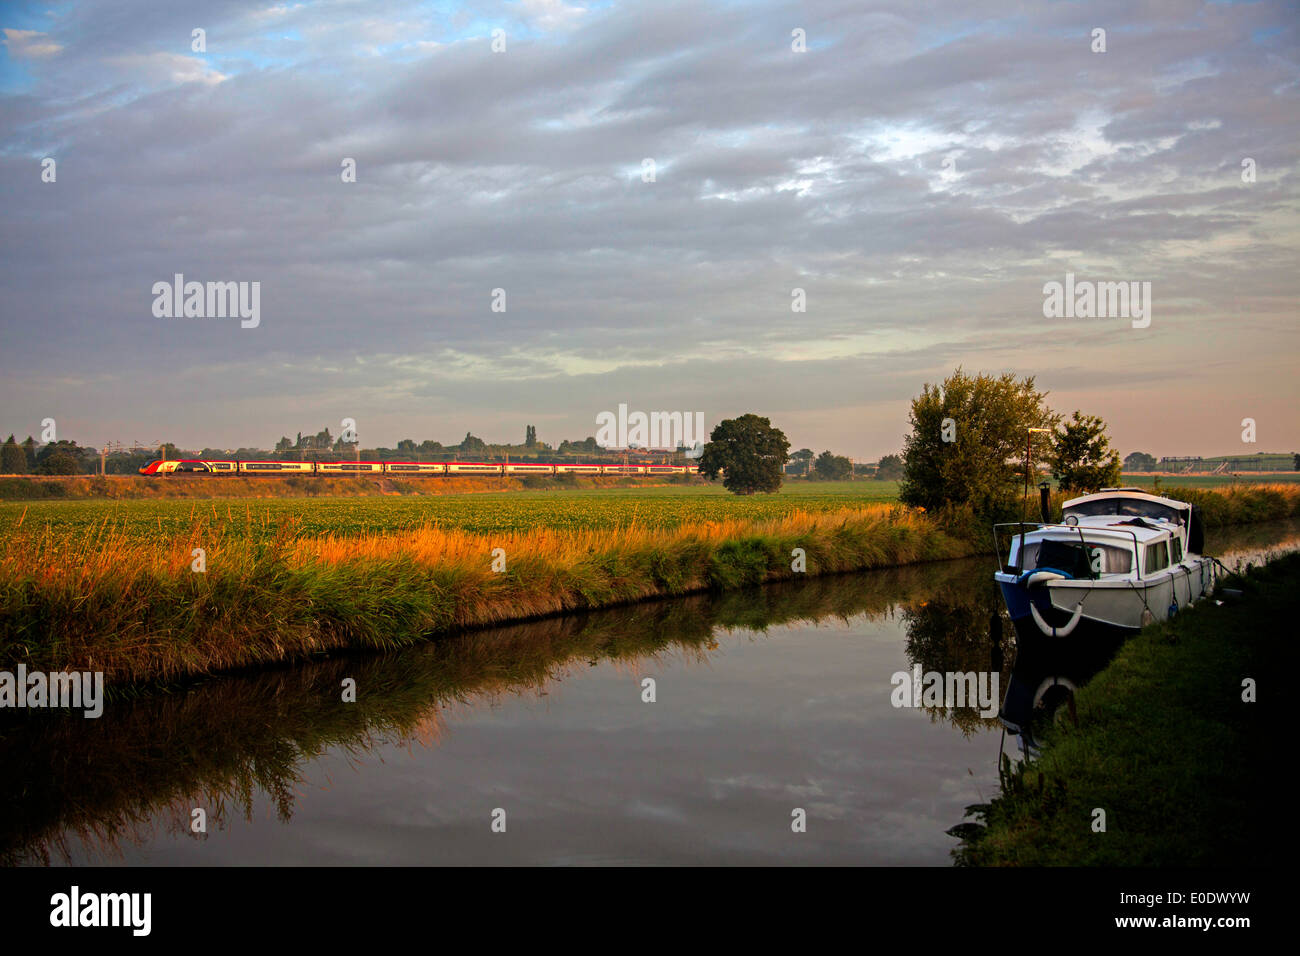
[
  {"xmin": 899, "ymin": 368, "xmax": 1057, "ymax": 515},
  {"xmin": 698, "ymin": 414, "xmax": 790, "ymax": 495},
  {"xmin": 35, "ymin": 440, "xmax": 89, "ymax": 475},
  {"xmin": 1051, "ymin": 411, "xmax": 1122, "ymax": 492},
  {"xmin": 1123, "ymin": 451, "xmax": 1158, "ymax": 473},
  {"xmin": 813, "ymin": 450, "xmax": 852, "ymax": 480},
  {"xmin": 875, "ymin": 453, "xmax": 904, "ymax": 480},
  {"xmin": 1, "ymin": 435, "xmax": 27, "ymax": 474},
  {"xmin": 37, "ymin": 449, "xmax": 80, "ymax": 475}
]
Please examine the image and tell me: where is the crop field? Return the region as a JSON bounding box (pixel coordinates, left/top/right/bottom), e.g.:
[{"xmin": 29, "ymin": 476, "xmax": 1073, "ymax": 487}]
[
  {"xmin": 0, "ymin": 481, "xmax": 904, "ymax": 541},
  {"xmin": 1119, "ymin": 473, "xmax": 1300, "ymax": 488}
]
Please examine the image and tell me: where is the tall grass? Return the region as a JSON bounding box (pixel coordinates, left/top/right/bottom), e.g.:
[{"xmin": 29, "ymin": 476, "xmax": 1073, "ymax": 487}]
[
  {"xmin": 0, "ymin": 503, "xmax": 972, "ymax": 683},
  {"xmin": 1023, "ymin": 482, "xmax": 1300, "ymax": 527},
  {"xmin": 3, "ymin": 484, "xmax": 1297, "ymax": 686}
]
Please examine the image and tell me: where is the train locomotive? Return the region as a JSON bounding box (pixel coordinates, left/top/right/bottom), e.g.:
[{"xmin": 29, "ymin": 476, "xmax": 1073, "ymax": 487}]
[{"xmin": 139, "ymin": 459, "xmax": 700, "ymax": 477}]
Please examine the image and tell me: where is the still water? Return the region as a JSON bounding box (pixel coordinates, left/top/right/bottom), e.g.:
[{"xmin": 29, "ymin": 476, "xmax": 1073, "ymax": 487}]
[{"xmin": 4, "ymin": 520, "xmax": 1296, "ymax": 866}]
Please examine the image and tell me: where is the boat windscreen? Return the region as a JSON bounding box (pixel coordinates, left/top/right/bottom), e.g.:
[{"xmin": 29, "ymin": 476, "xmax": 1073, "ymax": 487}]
[
  {"xmin": 1064, "ymin": 496, "xmax": 1184, "ymax": 523},
  {"xmin": 1035, "ymin": 539, "xmax": 1096, "ymax": 578}
]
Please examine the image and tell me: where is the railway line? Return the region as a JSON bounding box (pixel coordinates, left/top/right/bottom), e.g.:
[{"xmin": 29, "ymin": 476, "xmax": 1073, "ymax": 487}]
[{"xmin": 139, "ymin": 459, "xmax": 700, "ymax": 477}]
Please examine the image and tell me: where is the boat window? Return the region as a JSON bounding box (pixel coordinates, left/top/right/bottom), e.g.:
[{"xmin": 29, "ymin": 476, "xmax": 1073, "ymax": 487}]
[
  {"xmin": 1090, "ymin": 544, "xmax": 1132, "ymax": 574},
  {"xmin": 1035, "ymin": 540, "xmax": 1095, "ymax": 578},
  {"xmin": 1171, "ymin": 538, "xmax": 1183, "ymax": 562},
  {"xmin": 1145, "ymin": 541, "xmax": 1170, "ymax": 573},
  {"xmin": 1065, "ymin": 497, "xmax": 1185, "ymax": 523},
  {"xmin": 1018, "ymin": 540, "xmax": 1132, "ymax": 575}
]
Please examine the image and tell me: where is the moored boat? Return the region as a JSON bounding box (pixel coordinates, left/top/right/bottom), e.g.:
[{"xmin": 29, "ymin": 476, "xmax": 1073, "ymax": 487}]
[{"xmin": 993, "ymin": 488, "xmax": 1216, "ymax": 646}]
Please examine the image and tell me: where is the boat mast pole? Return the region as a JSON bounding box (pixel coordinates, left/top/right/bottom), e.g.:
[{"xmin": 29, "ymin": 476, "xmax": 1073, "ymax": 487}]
[{"xmin": 1021, "ymin": 428, "xmax": 1052, "ymax": 572}]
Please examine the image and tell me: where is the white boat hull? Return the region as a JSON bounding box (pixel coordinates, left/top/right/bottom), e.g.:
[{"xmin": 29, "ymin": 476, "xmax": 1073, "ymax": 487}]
[{"xmin": 995, "ymin": 556, "xmax": 1214, "ymax": 641}]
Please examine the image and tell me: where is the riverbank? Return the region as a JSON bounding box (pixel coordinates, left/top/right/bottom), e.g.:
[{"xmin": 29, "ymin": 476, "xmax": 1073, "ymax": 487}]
[
  {"xmin": 1, "ymin": 503, "xmax": 974, "ymax": 684},
  {"xmin": 953, "ymin": 552, "xmax": 1291, "ymax": 867},
  {"xmin": 2, "ymin": 484, "xmax": 1298, "ymax": 686}
]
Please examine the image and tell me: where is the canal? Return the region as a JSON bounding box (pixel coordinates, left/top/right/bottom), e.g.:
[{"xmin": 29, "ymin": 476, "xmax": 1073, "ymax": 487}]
[{"xmin": 3, "ymin": 519, "xmax": 1296, "ymax": 865}]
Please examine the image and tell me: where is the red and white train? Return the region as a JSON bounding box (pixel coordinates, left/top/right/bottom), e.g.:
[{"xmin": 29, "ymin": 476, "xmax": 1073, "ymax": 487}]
[{"xmin": 139, "ymin": 459, "xmax": 700, "ymax": 477}]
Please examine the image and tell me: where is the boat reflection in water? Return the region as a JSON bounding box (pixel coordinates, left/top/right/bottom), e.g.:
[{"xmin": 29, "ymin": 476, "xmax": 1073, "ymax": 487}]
[
  {"xmin": 996, "ymin": 515, "xmax": 1300, "ymax": 755},
  {"xmin": 995, "ymin": 622, "xmax": 1123, "ymax": 755}
]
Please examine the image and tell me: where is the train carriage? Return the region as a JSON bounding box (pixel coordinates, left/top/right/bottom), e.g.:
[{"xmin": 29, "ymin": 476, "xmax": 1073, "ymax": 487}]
[
  {"xmin": 503, "ymin": 463, "xmax": 557, "ymax": 475},
  {"xmin": 445, "ymin": 462, "xmax": 504, "ymax": 475},
  {"xmin": 316, "ymin": 461, "xmax": 385, "ymax": 475},
  {"xmin": 238, "ymin": 460, "xmax": 316, "ymax": 474},
  {"xmin": 383, "ymin": 462, "xmax": 447, "ymax": 475},
  {"xmin": 601, "ymin": 465, "xmax": 647, "ymax": 475},
  {"xmin": 554, "ymin": 464, "xmax": 602, "ymax": 474}
]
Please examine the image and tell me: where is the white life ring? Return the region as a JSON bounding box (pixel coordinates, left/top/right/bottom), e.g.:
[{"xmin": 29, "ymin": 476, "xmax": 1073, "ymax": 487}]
[
  {"xmin": 1023, "ymin": 571, "xmax": 1067, "ymax": 587},
  {"xmin": 1030, "ymin": 599, "xmax": 1085, "ymax": 637}
]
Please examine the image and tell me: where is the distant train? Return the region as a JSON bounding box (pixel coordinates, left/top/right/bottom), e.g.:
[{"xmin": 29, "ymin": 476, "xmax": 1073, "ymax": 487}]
[{"xmin": 139, "ymin": 459, "xmax": 700, "ymax": 477}]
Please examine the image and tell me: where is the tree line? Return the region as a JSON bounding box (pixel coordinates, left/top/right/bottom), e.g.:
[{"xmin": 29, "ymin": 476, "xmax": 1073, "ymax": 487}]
[
  {"xmin": 0, "ymin": 424, "xmax": 654, "ymax": 475},
  {"xmin": 698, "ymin": 368, "xmax": 1131, "ymax": 506}
]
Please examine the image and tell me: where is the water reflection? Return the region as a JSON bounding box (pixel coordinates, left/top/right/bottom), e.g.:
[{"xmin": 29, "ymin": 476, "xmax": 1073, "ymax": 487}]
[{"xmin": 2, "ymin": 519, "xmax": 1295, "ymax": 865}]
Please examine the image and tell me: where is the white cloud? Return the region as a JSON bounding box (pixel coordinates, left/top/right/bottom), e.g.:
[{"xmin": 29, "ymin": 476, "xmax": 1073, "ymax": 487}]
[
  {"xmin": 108, "ymin": 52, "xmax": 228, "ymax": 86},
  {"xmin": 518, "ymin": 0, "xmax": 586, "ymax": 32},
  {"xmin": 2, "ymin": 28, "xmax": 63, "ymax": 58}
]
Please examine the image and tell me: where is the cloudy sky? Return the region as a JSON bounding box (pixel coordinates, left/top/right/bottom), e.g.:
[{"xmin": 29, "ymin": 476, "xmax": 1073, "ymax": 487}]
[{"xmin": 1, "ymin": 0, "xmax": 1296, "ymax": 459}]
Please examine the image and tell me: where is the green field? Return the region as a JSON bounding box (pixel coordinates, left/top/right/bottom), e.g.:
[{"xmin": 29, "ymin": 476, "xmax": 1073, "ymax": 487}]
[
  {"xmin": 0, "ymin": 480, "xmax": 904, "ymax": 540},
  {"xmin": 1119, "ymin": 473, "xmax": 1300, "ymax": 488},
  {"xmin": 6, "ymin": 475, "xmax": 1298, "ymax": 541}
]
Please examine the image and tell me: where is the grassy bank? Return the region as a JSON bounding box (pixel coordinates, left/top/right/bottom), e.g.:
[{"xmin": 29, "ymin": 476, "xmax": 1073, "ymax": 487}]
[
  {"xmin": 953, "ymin": 553, "xmax": 1291, "ymax": 866},
  {"xmin": 0, "ymin": 503, "xmax": 973, "ymax": 684},
  {"xmin": 2, "ymin": 483, "xmax": 1297, "ymax": 687}
]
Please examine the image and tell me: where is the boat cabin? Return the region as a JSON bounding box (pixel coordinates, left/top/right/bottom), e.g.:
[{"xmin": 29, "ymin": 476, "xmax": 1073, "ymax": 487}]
[{"xmin": 1003, "ymin": 489, "xmax": 1202, "ymax": 582}]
